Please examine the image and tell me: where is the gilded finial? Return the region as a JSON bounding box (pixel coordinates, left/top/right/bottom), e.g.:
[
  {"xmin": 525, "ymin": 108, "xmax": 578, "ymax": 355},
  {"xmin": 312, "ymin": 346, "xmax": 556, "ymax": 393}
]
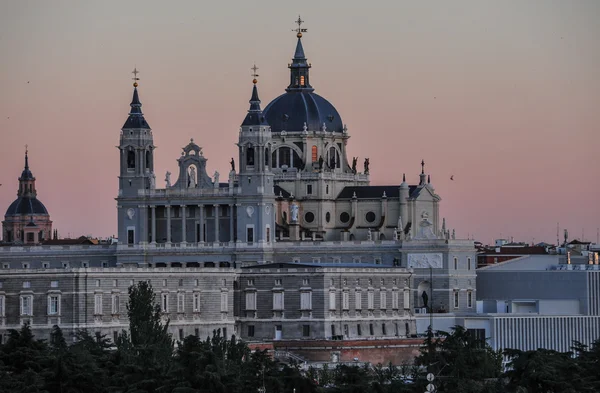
[
  {"xmin": 251, "ymin": 64, "xmax": 259, "ymax": 84},
  {"xmin": 131, "ymin": 67, "xmax": 140, "ymax": 87},
  {"xmin": 293, "ymin": 15, "xmax": 307, "ymax": 38}
]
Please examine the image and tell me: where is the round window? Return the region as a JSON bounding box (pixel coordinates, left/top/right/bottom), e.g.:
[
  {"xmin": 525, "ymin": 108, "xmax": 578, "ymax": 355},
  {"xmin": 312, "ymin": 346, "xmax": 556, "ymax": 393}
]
[
  {"xmin": 304, "ymin": 212, "xmax": 315, "ymax": 223},
  {"xmin": 366, "ymin": 211, "xmax": 376, "ymax": 223},
  {"xmin": 340, "ymin": 212, "xmax": 350, "ymax": 223},
  {"xmin": 325, "ymin": 212, "xmax": 331, "ymax": 223}
]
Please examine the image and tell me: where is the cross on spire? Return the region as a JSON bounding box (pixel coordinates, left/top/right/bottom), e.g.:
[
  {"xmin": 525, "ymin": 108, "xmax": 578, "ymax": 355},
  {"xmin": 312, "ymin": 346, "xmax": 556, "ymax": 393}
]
[
  {"xmin": 293, "ymin": 15, "xmax": 307, "ymax": 37},
  {"xmin": 131, "ymin": 67, "xmax": 140, "ymax": 87},
  {"xmin": 421, "ymin": 159, "xmax": 425, "ymax": 174},
  {"xmin": 251, "ymin": 64, "xmax": 259, "ymax": 84}
]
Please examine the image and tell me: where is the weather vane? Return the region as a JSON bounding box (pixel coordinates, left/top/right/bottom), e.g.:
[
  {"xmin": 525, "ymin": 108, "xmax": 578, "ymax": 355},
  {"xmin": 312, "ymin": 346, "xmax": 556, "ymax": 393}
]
[
  {"xmin": 293, "ymin": 15, "xmax": 307, "ymax": 37},
  {"xmin": 132, "ymin": 67, "xmax": 140, "ymax": 87},
  {"xmin": 251, "ymin": 64, "xmax": 259, "ymax": 84}
]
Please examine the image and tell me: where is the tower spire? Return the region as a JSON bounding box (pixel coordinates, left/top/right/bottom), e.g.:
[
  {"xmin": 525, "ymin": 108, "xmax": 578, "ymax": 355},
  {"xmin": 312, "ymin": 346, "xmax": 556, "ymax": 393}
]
[
  {"xmin": 24, "ymin": 145, "xmax": 29, "ymax": 170},
  {"xmin": 123, "ymin": 68, "xmax": 150, "ymax": 129},
  {"xmin": 242, "ymin": 64, "xmax": 268, "ymax": 126},
  {"xmin": 287, "ymin": 16, "xmax": 313, "ymax": 92}
]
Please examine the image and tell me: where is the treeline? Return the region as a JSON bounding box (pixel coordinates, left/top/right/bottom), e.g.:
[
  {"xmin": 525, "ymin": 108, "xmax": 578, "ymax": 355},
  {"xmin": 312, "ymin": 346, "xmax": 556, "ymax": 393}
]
[{"xmin": 0, "ymin": 281, "xmax": 599, "ymax": 393}]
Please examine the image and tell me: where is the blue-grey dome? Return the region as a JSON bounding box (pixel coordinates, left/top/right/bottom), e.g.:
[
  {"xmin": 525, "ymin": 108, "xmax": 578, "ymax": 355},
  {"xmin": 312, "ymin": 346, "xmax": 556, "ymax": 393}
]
[
  {"xmin": 5, "ymin": 197, "xmax": 49, "ymax": 216},
  {"xmin": 263, "ymin": 91, "xmax": 343, "ymax": 133}
]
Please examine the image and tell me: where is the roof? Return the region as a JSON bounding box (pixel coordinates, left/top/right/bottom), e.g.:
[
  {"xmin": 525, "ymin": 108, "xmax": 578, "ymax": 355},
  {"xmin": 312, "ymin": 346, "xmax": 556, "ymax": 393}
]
[
  {"xmin": 43, "ymin": 236, "xmax": 97, "ymax": 245},
  {"xmin": 5, "ymin": 197, "xmax": 49, "ymax": 216},
  {"xmin": 241, "ymin": 84, "xmax": 269, "ymax": 127},
  {"xmin": 336, "ymin": 185, "xmax": 418, "ymax": 199},
  {"xmin": 477, "ymin": 255, "xmax": 561, "ymax": 271},
  {"xmin": 274, "ymin": 185, "xmax": 291, "ymax": 198},
  {"xmin": 242, "ymin": 262, "xmax": 389, "ymax": 270},
  {"xmin": 263, "ymin": 90, "xmax": 343, "ymax": 133},
  {"xmin": 122, "ymin": 87, "xmax": 150, "ymax": 129}
]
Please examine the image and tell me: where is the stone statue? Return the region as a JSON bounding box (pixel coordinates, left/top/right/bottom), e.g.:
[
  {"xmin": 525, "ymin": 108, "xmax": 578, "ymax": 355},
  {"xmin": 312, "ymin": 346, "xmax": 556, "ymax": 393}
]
[
  {"xmin": 318, "ymin": 155, "xmax": 324, "ymax": 170},
  {"xmin": 213, "ymin": 171, "xmax": 220, "ymax": 185},
  {"xmin": 230, "ymin": 157, "xmax": 235, "ymax": 172},
  {"xmin": 351, "ymin": 157, "xmax": 357, "ymax": 174},
  {"xmin": 188, "ymin": 166, "xmax": 197, "ymax": 188},
  {"xmin": 322, "ymin": 122, "xmax": 327, "ymax": 132},
  {"xmin": 397, "ymin": 216, "xmax": 403, "ymax": 233},
  {"xmin": 367, "ymin": 229, "xmax": 372, "ymax": 241},
  {"xmin": 421, "ymin": 290, "xmax": 429, "ymax": 309},
  {"xmin": 302, "ymin": 122, "xmax": 308, "ymax": 133},
  {"xmin": 393, "ymin": 228, "xmax": 398, "ymax": 241},
  {"xmin": 364, "ymin": 158, "xmax": 370, "ymax": 174},
  {"xmin": 452, "ymin": 229, "xmax": 456, "ymax": 240},
  {"xmin": 290, "ymin": 203, "xmax": 299, "ymax": 223},
  {"xmin": 165, "ymin": 171, "xmax": 171, "ymax": 188},
  {"xmin": 149, "ymin": 172, "xmax": 156, "ymax": 189}
]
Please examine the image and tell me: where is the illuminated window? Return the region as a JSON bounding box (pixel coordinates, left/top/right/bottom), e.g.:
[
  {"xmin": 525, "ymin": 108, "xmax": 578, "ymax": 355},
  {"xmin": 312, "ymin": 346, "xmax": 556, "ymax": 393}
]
[
  {"xmin": 311, "ymin": 145, "xmax": 318, "ymax": 162},
  {"xmin": 300, "ymin": 75, "xmax": 305, "ymax": 86}
]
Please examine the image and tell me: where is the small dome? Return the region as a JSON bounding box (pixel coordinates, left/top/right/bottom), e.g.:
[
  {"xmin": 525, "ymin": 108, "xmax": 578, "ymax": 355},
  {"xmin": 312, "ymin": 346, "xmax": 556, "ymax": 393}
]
[
  {"xmin": 5, "ymin": 197, "xmax": 49, "ymax": 217},
  {"xmin": 263, "ymin": 91, "xmax": 343, "ymax": 133}
]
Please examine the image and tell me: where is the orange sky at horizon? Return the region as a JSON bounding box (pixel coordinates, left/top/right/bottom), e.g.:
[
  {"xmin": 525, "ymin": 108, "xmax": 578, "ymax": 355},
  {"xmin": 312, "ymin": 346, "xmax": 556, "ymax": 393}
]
[{"xmin": 1, "ymin": 0, "xmax": 598, "ymax": 245}]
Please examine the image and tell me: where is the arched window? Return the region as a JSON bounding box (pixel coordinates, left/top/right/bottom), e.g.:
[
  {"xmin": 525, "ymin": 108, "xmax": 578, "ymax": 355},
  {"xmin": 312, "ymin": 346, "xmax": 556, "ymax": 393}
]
[
  {"xmin": 300, "ymin": 75, "xmax": 305, "ymax": 86},
  {"xmin": 246, "ymin": 147, "xmax": 255, "ymax": 166},
  {"xmin": 265, "ymin": 147, "xmax": 269, "ymax": 166},
  {"xmin": 127, "ymin": 150, "xmax": 136, "ymax": 169},
  {"xmin": 312, "ymin": 145, "xmax": 318, "ymax": 162},
  {"xmin": 145, "ymin": 150, "xmax": 151, "ymax": 169}
]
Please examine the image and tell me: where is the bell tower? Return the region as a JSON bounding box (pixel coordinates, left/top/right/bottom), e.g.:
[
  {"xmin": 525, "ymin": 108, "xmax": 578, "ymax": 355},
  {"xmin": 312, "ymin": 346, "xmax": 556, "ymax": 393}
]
[
  {"xmin": 236, "ymin": 68, "xmax": 276, "ymax": 247},
  {"xmin": 116, "ymin": 69, "xmax": 155, "ymax": 246}
]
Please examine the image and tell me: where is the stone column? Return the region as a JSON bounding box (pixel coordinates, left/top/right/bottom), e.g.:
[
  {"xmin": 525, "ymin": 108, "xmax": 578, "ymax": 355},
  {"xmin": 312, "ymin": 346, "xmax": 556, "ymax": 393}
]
[
  {"xmin": 198, "ymin": 204, "xmax": 204, "ymax": 243},
  {"xmin": 150, "ymin": 205, "xmax": 156, "ymax": 244},
  {"xmin": 229, "ymin": 204, "xmax": 234, "ymax": 243},
  {"xmin": 166, "ymin": 205, "xmax": 171, "ymax": 244},
  {"xmin": 214, "ymin": 204, "xmax": 220, "ymax": 243},
  {"xmin": 181, "ymin": 205, "xmax": 186, "ymax": 244}
]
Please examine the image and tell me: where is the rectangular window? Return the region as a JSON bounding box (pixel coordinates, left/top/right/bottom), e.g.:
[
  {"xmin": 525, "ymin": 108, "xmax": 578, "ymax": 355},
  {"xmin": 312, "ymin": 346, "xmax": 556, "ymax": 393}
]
[
  {"xmin": 161, "ymin": 293, "xmax": 169, "ymax": 312},
  {"xmin": 302, "ymin": 325, "xmax": 310, "ymax": 337},
  {"xmin": 380, "ymin": 291, "xmax": 387, "ymax": 310},
  {"xmin": 177, "ymin": 293, "xmax": 185, "ymax": 313},
  {"xmin": 47, "ymin": 295, "xmax": 59, "ymax": 315},
  {"xmin": 195, "ymin": 328, "xmax": 199, "ymax": 337},
  {"xmin": 467, "ymin": 257, "xmax": 472, "ymax": 270},
  {"xmin": 246, "ymin": 227, "xmax": 254, "ymax": 243},
  {"xmin": 329, "ymin": 291, "xmax": 336, "ymax": 310},
  {"xmin": 367, "ymin": 291, "xmax": 374, "ymax": 310},
  {"xmin": 0, "ymin": 295, "xmax": 4, "ymax": 317},
  {"xmin": 50, "ymin": 281, "xmax": 59, "ymax": 288},
  {"xmin": 247, "ymin": 279, "xmax": 254, "ymax": 286},
  {"xmin": 113, "ymin": 331, "xmax": 118, "ymax": 344},
  {"xmin": 300, "ymin": 75, "xmax": 305, "ymax": 86},
  {"xmin": 331, "ymin": 324, "xmax": 336, "ymax": 337},
  {"xmin": 454, "ymin": 257, "xmax": 458, "ymax": 270},
  {"xmin": 467, "ymin": 291, "xmax": 473, "ymax": 308},
  {"xmin": 179, "ymin": 328, "xmax": 184, "ymax": 340},
  {"xmin": 306, "ymin": 184, "xmax": 313, "ymax": 195},
  {"xmin": 20, "ymin": 295, "xmax": 33, "ymax": 316},
  {"xmin": 247, "ymin": 325, "xmax": 255, "ymax": 337},
  {"xmin": 342, "ymin": 291, "xmax": 349, "ymax": 310},
  {"xmin": 220, "ymin": 292, "xmax": 228, "ymax": 312},
  {"xmin": 27, "ymin": 232, "xmax": 34, "ymax": 242},
  {"xmin": 357, "ymin": 324, "xmax": 362, "ymax": 336},
  {"xmin": 355, "ymin": 291, "xmax": 362, "ymax": 310},
  {"xmin": 454, "ymin": 291, "xmax": 460, "ymax": 309},
  {"xmin": 223, "ymin": 327, "xmax": 227, "ymax": 339},
  {"xmin": 163, "ymin": 279, "xmax": 168, "ymax": 287},
  {"xmin": 300, "ymin": 291, "xmax": 312, "ymax": 310},
  {"xmin": 94, "ymin": 294, "xmax": 102, "ymax": 315},
  {"xmin": 127, "ymin": 229, "xmax": 134, "ymax": 245},
  {"xmin": 275, "ymin": 279, "xmax": 282, "ymax": 286},
  {"xmin": 266, "ymin": 226, "xmax": 271, "ymax": 243},
  {"xmin": 404, "ymin": 290, "xmax": 410, "ymax": 309},
  {"xmin": 382, "ymin": 323, "xmax": 387, "ymax": 336},
  {"xmin": 193, "ymin": 293, "xmax": 200, "ymax": 312},
  {"xmin": 392, "ymin": 290, "xmax": 399, "ymax": 310},
  {"xmin": 369, "ymin": 323, "xmax": 374, "ymax": 336},
  {"xmin": 113, "ymin": 279, "xmax": 118, "ymax": 287},
  {"xmin": 112, "ymin": 295, "xmax": 120, "ymax": 314},
  {"xmin": 273, "ymin": 292, "xmax": 284, "ymax": 310},
  {"xmin": 23, "ymin": 281, "xmax": 31, "ymax": 289},
  {"xmin": 302, "ymin": 278, "xmax": 310, "ymax": 286},
  {"xmin": 246, "ymin": 292, "xmax": 257, "ymax": 310}
]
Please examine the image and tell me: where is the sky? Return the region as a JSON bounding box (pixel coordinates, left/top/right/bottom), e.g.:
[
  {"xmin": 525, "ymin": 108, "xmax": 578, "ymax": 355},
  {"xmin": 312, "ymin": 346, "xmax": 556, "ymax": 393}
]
[{"xmin": 0, "ymin": 0, "xmax": 598, "ymax": 245}]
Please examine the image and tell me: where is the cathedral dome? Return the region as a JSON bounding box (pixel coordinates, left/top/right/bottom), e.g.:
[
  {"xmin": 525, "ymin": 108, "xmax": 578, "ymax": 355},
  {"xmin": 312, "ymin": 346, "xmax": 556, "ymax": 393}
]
[
  {"xmin": 5, "ymin": 197, "xmax": 49, "ymax": 217},
  {"xmin": 263, "ymin": 34, "xmax": 343, "ymax": 133},
  {"xmin": 263, "ymin": 91, "xmax": 343, "ymax": 133}
]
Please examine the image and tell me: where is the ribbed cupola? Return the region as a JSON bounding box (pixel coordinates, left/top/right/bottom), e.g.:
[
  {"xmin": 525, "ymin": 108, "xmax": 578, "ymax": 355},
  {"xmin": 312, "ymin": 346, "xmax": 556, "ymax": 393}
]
[
  {"xmin": 122, "ymin": 85, "xmax": 150, "ymax": 129},
  {"xmin": 287, "ymin": 18, "xmax": 313, "ymax": 92}
]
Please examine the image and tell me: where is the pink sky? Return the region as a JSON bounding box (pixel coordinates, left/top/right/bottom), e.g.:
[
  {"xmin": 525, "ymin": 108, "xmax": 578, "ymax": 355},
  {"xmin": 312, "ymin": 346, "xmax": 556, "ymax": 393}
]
[{"xmin": 1, "ymin": 1, "xmax": 598, "ymax": 245}]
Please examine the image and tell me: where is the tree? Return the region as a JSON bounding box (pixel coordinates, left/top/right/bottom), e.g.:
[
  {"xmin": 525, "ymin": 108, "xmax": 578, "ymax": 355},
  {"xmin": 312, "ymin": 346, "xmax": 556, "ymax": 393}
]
[
  {"xmin": 414, "ymin": 325, "xmax": 503, "ymax": 393},
  {"xmin": 112, "ymin": 280, "xmax": 174, "ymax": 392}
]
